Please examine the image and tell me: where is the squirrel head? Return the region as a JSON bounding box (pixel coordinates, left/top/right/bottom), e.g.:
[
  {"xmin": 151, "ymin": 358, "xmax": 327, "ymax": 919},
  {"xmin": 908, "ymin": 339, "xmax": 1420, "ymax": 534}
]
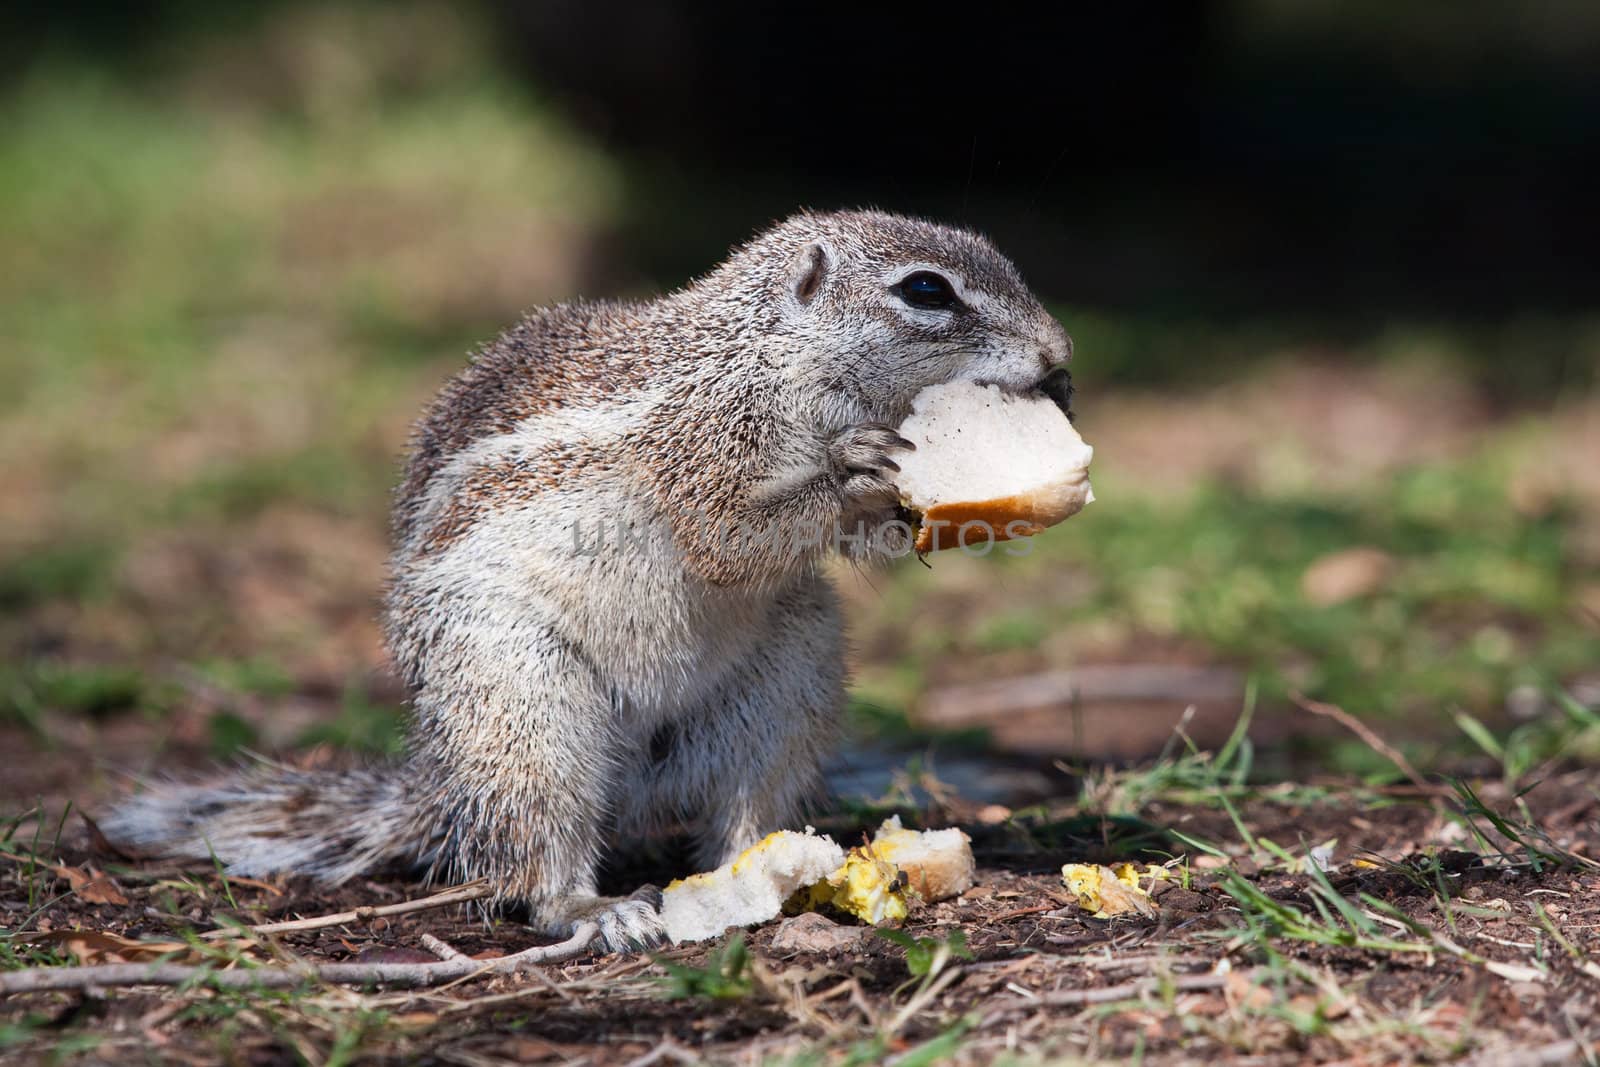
[{"xmin": 706, "ymin": 209, "xmax": 1072, "ymax": 424}]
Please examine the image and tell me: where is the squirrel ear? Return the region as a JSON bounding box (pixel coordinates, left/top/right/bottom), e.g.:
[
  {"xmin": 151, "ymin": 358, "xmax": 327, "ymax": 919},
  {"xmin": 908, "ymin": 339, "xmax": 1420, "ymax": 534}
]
[{"xmin": 786, "ymin": 241, "xmax": 830, "ymax": 307}]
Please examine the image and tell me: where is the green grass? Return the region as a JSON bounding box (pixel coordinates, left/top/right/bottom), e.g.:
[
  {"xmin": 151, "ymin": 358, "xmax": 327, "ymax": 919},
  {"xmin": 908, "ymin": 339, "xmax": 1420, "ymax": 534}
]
[
  {"xmin": 1, "ymin": 662, "xmax": 152, "ymax": 721},
  {"xmin": 1079, "ymin": 467, "xmax": 1584, "ymax": 713},
  {"xmin": 0, "ymin": 1, "xmax": 625, "ymax": 689},
  {"xmin": 1453, "ymin": 692, "xmax": 1600, "ymax": 785},
  {"xmin": 657, "ymin": 935, "xmax": 755, "ymax": 1001}
]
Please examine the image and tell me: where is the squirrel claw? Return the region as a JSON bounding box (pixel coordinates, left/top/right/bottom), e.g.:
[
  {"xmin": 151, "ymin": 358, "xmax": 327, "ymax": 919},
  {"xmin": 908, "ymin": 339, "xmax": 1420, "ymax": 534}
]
[
  {"xmin": 829, "ymin": 423, "xmax": 913, "ymax": 477},
  {"xmin": 828, "ymin": 424, "xmax": 910, "ymax": 512}
]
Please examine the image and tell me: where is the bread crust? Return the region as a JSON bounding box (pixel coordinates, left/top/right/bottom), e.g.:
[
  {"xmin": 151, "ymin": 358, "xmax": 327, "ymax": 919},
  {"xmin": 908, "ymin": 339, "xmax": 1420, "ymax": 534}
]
[{"xmin": 912, "ymin": 476, "xmax": 1092, "ymax": 552}]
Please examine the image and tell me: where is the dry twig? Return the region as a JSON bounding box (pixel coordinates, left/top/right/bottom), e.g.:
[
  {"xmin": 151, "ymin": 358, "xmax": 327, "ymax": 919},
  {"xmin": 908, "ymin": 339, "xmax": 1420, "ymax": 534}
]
[
  {"xmin": 0, "ymin": 921, "xmax": 598, "ymax": 994},
  {"xmin": 420, "ymin": 934, "xmax": 468, "ymax": 961},
  {"xmin": 1462, "ymin": 1036, "xmax": 1600, "ymax": 1067},
  {"xmin": 980, "ymin": 972, "xmax": 1236, "ymax": 1024},
  {"xmin": 919, "ymin": 665, "xmax": 1243, "ymax": 728},
  {"xmin": 1290, "ymin": 692, "xmax": 1437, "ymax": 795},
  {"xmin": 200, "ymin": 879, "xmax": 492, "ymax": 939}
]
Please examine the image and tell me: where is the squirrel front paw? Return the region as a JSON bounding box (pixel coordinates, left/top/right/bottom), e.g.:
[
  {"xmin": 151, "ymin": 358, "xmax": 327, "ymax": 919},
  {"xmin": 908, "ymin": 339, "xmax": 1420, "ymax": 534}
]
[{"xmin": 828, "ymin": 423, "xmax": 915, "ymax": 511}]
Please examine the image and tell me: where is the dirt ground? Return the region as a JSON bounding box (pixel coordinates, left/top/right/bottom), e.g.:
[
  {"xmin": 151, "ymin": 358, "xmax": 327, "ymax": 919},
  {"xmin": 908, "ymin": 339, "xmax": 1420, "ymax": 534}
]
[{"xmin": 4, "ymin": 755, "xmax": 1599, "ymax": 1066}]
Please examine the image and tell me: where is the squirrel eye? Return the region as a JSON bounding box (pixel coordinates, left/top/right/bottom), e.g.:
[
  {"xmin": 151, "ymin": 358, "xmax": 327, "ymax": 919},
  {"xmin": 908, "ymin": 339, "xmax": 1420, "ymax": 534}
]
[{"xmin": 896, "ymin": 271, "xmax": 958, "ymax": 310}]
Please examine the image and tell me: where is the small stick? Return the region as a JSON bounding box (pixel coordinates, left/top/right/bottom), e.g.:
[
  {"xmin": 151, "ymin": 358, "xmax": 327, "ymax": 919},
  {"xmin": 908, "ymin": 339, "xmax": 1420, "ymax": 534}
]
[
  {"xmin": 0, "ymin": 922, "xmax": 598, "ymax": 994},
  {"xmin": 420, "ymin": 934, "xmax": 467, "ymax": 961},
  {"xmin": 623, "ymin": 1040, "xmax": 701, "ymax": 1067},
  {"xmin": 884, "ymin": 964, "xmax": 965, "ymax": 1038},
  {"xmin": 1290, "ymin": 693, "xmax": 1436, "ymax": 794},
  {"xmin": 981, "ymin": 972, "xmax": 1233, "ymax": 1023},
  {"xmin": 989, "ymin": 903, "xmax": 1060, "ymax": 922},
  {"xmin": 201, "ymin": 880, "xmax": 491, "ymax": 939},
  {"xmin": 1461, "ymin": 1037, "xmax": 1600, "ymax": 1067}
]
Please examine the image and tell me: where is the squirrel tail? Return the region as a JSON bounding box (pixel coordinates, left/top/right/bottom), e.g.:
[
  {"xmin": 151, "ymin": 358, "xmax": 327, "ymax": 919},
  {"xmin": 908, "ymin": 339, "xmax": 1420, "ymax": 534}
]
[{"xmin": 100, "ymin": 762, "xmax": 425, "ymax": 885}]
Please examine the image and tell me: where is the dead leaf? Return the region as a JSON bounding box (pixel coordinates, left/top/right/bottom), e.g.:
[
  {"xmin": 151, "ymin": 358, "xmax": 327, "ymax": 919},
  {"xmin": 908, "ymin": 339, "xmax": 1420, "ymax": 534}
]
[
  {"xmin": 0, "ymin": 849, "xmax": 130, "ymax": 905},
  {"xmin": 53, "ymin": 864, "xmax": 129, "ymax": 906},
  {"xmin": 1484, "ymin": 960, "xmax": 1546, "ymax": 983},
  {"xmin": 770, "ymin": 913, "xmax": 867, "ymax": 954},
  {"xmin": 1224, "ymin": 969, "xmax": 1273, "ymax": 1010},
  {"xmin": 1176, "ymin": 994, "xmax": 1228, "ymax": 1017},
  {"xmin": 1301, "ymin": 547, "xmax": 1395, "ymax": 606},
  {"xmin": 225, "ymin": 876, "xmax": 285, "ymax": 896},
  {"xmin": 976, "ymin": 805, "xmax": 1012, "ymax": 824},
  {"xmin": 17, "ymin": 928, "xmax": 262, "ymax": 965},
  {"xmin": 496, "ymin": 1036, "xmax": 589, "ymax": 1062},
  {"xmin": 20, "ymin": 929, "xmax": 199, "ymax": 965},
  {"xmin": 79, "ymin": 811, "xmax": 129, "ymax": 860},
  {"xmin": 138, "ymin": 1001, "xmax": 185, "ymax": 1047}
]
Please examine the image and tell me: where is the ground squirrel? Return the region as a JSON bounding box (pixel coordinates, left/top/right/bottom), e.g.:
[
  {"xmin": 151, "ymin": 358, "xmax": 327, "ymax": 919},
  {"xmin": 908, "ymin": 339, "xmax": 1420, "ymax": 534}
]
[{"xmin": 103, "ymin": 210, "xmax": 1074, "ymax": 951}]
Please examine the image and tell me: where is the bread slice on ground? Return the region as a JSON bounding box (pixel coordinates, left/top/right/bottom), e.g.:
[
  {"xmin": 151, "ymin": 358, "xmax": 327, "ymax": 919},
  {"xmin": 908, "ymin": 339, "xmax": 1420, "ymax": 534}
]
[
  {"xmin": 660, "ymin": 830, "xmax": 845, "ymax": 943},
  {"xmin": 890, "ymin": 382, "xmax": 1094, "ymax": 553}
]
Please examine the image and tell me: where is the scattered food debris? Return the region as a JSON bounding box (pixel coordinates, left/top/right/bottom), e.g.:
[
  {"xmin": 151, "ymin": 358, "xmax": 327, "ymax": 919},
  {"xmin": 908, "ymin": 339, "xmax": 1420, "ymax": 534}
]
[
  {"xmin": 661, "ymin": 819, "xmax": 979, "ymax": 942},
  {"xmin": 1061, "ymin": 862, "xmax": 1159, "ymax": 919}
]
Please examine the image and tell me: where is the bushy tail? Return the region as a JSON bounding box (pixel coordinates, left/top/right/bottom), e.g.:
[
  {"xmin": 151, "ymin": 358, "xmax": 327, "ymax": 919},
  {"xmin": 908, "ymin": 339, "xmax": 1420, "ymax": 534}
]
[{"xmin": 101, "ymin": 762, "xmax": 426, "ymax": 885}]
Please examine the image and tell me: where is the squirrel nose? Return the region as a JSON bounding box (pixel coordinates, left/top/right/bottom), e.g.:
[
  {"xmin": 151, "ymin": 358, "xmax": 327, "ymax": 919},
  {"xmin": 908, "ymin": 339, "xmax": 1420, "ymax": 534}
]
[{"xmin": 1037, "ymin": 324, "xmax": 1074, "ymax": 372}]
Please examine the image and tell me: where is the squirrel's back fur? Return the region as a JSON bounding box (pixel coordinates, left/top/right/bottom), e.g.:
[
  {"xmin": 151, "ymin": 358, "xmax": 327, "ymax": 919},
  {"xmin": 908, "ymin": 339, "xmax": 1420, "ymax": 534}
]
[{"xmin": 101, "ymin": 210, "xmax": 1073, "ymax": 951}]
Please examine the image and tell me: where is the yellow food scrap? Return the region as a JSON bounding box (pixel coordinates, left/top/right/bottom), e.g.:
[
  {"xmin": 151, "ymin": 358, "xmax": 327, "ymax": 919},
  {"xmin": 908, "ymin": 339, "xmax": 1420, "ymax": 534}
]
[
  {"xmin": 796, "ymin": 844, "xmax": 910, "ymax": 925},
  {"xmin": 1061, "ymin": 863, "xmax": 1158, "ymax": 919}
]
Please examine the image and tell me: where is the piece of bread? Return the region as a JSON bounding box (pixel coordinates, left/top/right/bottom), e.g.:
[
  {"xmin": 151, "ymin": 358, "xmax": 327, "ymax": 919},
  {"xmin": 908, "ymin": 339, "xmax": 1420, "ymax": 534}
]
[
  {"xmin": 890, "ymin": 382, "xmax": 1094, "ymax": 553},
  {"xmin": 870, "ymin": 816, "xmax": 976, "ymax": 902},
  {"xmin": 660, "ymin": 830, "xmax": 845, "ymax": 943}
]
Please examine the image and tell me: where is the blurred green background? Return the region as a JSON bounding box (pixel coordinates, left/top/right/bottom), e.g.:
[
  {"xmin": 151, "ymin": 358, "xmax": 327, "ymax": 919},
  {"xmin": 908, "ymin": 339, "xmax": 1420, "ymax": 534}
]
[{"xmin": 2, "ymin": 1, "xmax": 1597, "ymax": 791}]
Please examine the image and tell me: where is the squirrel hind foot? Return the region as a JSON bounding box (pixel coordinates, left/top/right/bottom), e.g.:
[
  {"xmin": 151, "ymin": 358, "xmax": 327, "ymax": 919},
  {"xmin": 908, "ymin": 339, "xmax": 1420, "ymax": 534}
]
[{"xmin": 537, "ymin": 886, "xmax": 666, "ymax": 954}]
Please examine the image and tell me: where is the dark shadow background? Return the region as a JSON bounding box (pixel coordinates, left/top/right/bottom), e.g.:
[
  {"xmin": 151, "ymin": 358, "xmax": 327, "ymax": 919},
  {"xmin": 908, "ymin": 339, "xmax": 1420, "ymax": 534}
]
[{"xmin": 16, "ymin": 1, "xmax": 1599, "ymax": 323}]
